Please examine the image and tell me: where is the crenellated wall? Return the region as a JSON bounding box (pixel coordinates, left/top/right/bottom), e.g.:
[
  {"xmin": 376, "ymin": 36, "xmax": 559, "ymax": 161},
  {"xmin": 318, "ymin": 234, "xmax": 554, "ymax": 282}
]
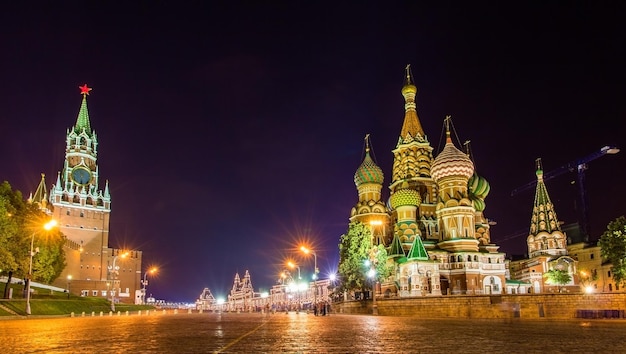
[{"xmin": 334, "ymin": 293, "xmax": 626, "ymax": 319}]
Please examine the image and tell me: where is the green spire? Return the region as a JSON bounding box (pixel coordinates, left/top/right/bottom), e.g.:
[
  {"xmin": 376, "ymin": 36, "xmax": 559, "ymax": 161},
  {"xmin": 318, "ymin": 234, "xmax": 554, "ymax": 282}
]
[
  {"xmin": 75, "ymin": 84, "xmax": 92, "ymax": 135},
  {"xmin": 407, "ymin": 236, "xmax": 429, "ymax": 260},
  {"xmin": 388, "ymin": 233, "xmax": 407, "ymax": 263},
  {"xmin": 529, "ymin": 158, "xmax": 562, "ymax": 235}
]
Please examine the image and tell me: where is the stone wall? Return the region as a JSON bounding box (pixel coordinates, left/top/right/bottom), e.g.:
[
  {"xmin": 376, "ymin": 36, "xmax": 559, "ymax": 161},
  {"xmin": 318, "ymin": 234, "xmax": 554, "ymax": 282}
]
[{"xmin": 334, "ymin": 293, "xmax": 626, "ymax": 319}]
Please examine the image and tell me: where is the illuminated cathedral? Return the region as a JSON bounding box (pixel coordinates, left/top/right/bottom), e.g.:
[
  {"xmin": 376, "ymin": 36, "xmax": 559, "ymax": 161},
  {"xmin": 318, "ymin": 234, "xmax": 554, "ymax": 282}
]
[{"xmin": 350, "ymin": 65, "xmax": 507, "ymax": 296}]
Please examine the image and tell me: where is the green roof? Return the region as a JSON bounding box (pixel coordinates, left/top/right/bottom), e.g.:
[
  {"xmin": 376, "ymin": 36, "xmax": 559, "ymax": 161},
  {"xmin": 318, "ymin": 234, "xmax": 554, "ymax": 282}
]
[{"xmin": 407, "ymin": 236, "xmax": 428, "ymax": 260}]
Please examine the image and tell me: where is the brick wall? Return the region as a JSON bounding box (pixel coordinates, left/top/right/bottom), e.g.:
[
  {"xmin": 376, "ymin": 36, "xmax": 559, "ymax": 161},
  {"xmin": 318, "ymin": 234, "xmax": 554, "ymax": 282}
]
[{"xmin": 335, "ymin": 293, "xmax": 626, "ymax": 319}]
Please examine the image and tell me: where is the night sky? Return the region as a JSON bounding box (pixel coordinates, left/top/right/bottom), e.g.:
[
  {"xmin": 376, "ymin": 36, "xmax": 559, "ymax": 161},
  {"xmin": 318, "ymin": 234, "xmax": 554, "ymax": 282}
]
[{"xmin": 2, "ymin": 2, "xmax": 625, "ymax": 302}]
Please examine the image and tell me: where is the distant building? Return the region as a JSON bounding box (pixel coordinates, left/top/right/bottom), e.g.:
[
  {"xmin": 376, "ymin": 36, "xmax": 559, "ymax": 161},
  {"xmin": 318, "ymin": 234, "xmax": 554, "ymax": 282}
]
[
  {"xmin": 222, "ymin": 270, "xmax": 331, "ymax": 312},
  {"xmin": 28, "ymin": 85, "xmax": 143, "ymax": 303},
  {"xmin": 568, "ymin": 240, "xmax": 617, "ymax": 293},
  {"xmin": 508, "ymin": 159, "xmax": 578, "ymax": 293},
  {"xmin": 196, "ymin": 287, "xmax": 217, "ymax": 310}
]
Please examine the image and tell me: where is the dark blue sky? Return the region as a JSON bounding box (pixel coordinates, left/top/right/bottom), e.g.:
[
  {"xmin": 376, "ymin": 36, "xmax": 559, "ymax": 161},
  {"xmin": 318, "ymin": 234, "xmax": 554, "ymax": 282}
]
[{"xmin": 1, "ymin": 2, "xmax": 625, "ymax": 302}]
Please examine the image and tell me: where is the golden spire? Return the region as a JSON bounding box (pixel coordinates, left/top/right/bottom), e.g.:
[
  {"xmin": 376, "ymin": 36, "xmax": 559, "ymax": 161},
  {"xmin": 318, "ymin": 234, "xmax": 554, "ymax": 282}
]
[{"xmin": 399, "ymin": 64, "xmax": 425, "ymax": 143}]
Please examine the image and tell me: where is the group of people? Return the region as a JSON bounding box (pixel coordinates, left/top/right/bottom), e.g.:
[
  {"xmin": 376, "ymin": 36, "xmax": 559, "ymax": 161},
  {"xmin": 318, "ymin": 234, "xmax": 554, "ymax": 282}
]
[
  {"xmin": 267, "ymin": 301, "xmax": 331, "ymax": 315},
  {"xmin": 312, "ymin": 301, "xmax": 330, "ymax": 316}
]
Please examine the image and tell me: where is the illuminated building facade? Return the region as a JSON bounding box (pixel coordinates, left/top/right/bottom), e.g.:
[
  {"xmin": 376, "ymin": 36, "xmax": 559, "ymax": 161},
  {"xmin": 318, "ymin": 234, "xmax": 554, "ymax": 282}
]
[
  {"xmin": 508, "ymin": 159, "xmax": 578, "ymax": 293},
  {"xmin": 508, "ymin": 159, "xmax": 620, "ymax": 294},
  {"xmin": 350, "ymin": 65, "xmax": 507, "ymax": 297},
  {"xmin": 223, "ymin": 270, "xmax": 332, "ymax": 312},
  {"xmin": 29, "ymin": 85, "xmax": 142, "ymax": 304}
]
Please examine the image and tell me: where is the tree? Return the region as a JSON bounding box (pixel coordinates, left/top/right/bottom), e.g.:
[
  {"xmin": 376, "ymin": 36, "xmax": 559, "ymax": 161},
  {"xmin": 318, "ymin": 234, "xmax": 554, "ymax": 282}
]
[
  {"xmin": 337, "ymin": 221, "xmax": 391, "ymax": 296},
  {"xmin": 0, "ymin": 182, "xmax": 25, "ymax": 275},
  {"xmin": 543, "ymin": 269, "xmax": 572, "ymax": 292},
  {"xmin": 0, "ymin": 181, "xmax": 66, "ymax": 284},
  {"xmin": 598, "ymin": 216, "xmax": 626, "ymax": 288}
]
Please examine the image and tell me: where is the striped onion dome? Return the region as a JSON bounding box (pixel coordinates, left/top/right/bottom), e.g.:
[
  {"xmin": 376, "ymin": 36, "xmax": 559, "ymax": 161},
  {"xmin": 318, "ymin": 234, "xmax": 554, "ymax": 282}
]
[
  {"xmin": 390, "ymin": 181, "xmax": 421, "ymax": 209},
  {"xmin": 354, "ymin": 150, "xmax": 384, "ymax": 187},
  {"xmin": 469, "ymin": 173, "xmax": 490, "ymax": 211},
  {"xmin": 431, "ymin": 137, "xmax": 474, "ymax": 182}
]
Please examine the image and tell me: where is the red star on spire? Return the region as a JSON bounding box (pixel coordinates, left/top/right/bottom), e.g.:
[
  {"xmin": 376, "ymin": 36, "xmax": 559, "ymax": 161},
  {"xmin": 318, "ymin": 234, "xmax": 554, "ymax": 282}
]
[{"xmin": 79, "ymin": 84, "xmax": 92, "ymax": 95}]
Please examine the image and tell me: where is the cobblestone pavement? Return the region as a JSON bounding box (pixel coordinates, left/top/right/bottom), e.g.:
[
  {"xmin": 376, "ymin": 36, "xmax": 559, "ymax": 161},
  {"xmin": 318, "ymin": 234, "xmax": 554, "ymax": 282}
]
[{"xmin": 4, "ymin": 311, "xmax": 626, "ymax": 353}]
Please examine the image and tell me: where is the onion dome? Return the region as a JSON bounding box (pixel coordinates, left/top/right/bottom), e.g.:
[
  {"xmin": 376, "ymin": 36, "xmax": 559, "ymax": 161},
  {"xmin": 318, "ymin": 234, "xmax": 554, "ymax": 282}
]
[
  {"xmin": 468, "ymin": 173, "xmax": 490, "ymax": 211},
  {"xmin": 354, "ymin": 135, "xmax": 384, "ymax": 187},
  {"xmin": 401, "ymin": 81, "xmax": 417, "ymax": 96},
  {"xmin": 431, "ymin": 117, "xmax": 474, "ymax": 182},
  {"xmin": 389, "ymin": 181, "xmax": 421, "ymax": 209},
  {"xmin": 354, "ymin": 150, "xmax": 384, "ymax": 187}
]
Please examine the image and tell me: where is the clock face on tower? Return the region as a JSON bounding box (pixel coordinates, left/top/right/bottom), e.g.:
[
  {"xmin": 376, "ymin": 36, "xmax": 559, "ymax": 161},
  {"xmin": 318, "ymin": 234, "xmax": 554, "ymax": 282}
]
[{"xmin": 71, "ymin": 167, "xmax": 92, "ymax": 185}]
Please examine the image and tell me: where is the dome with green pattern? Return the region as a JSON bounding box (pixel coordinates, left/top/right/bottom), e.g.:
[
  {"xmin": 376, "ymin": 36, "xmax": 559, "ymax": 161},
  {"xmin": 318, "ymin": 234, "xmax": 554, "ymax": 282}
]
[
  {"xmin": 390, "ymin": 181, "xmax": 421, "ymax": 208},
  {"xmin": 354, "ymin": 150, "xmax": 384, "ymax": 186},
  {"xmin": 468, "ymin": 173, "xmax": 490, "ymax": 211}
]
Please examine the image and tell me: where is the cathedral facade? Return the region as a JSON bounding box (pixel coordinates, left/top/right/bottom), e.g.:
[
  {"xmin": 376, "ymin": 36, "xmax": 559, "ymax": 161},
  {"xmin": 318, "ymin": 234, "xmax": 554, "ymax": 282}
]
[
  {"xmin": 350, "ymin": 66, "xmax": 507, "ymax": 297},
  {"xmin": 30, "ymin": 85, "xmax": 143, "ymax": 304}
]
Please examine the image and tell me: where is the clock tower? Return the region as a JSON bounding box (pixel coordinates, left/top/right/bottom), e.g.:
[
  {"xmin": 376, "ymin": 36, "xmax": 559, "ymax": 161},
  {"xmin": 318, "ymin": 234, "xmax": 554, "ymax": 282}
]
[{"xmin": 48, "ymin": 85, "xmax": 142, "ymax": 304}]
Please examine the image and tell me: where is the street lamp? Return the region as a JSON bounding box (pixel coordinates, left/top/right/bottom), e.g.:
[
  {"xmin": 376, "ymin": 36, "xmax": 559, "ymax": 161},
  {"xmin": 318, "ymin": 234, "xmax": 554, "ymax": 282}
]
[
  {"xmin": 26, "ymin": 219, "xmax": 57, "ymax": 315},
  {"xmin": 366, "ymin": 247, "xmax": 379, "ymax": 315},
  {"xmin": 108, "ymin": 251, "xmax": 128, "ymax": 312},
  {"xmin": 287, "ymin": 261, "xmax": 301, "ymax": 280},
  {"xmin": 329, "ymin": 273, "xmax": 337, "ymax": 302},
  {"xmin": 141, "ymin": 267, "xmax": 158, "ymax": 305},
  {"xmin": 66, "ymin": 275, "xmax": 72, "ymax": 299},
  {"xmin": 300, "ymin": 246, "xmax": 319, "ymax": 313},
  {"xmin": 287, "ymin": 262, "xmax": 301, "ymax": 312}
]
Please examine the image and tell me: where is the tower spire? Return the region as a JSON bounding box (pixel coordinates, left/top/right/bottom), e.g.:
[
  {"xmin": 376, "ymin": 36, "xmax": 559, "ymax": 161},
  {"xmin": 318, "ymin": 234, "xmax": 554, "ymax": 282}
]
[
  {"xmin": 398, "ymin": 64, "xmax": 425, "ymax": 143},
  {"xmin": 527, "ymin": 157, "xmax": 567, "ymax": 257},
  {"xmin": 530, "ymin": 158, "xmax": 561, "ymax": 234},
  {"xmin": 75, "ymin": 84, "xmax": 92, "ymax": 135},
  {"xmin": 28, "ymin": 173, "xmax": 48, "ymax": 210}
]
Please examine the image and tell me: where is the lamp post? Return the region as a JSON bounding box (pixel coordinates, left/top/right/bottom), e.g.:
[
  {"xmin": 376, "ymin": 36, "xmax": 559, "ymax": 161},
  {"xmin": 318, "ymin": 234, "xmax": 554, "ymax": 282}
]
[
  {"xmin": 329, "ymin": 273, "xmax": 337, "ymax": 302},
  {"xmin": 367, "ymin": 247, "xmax": 379, "ymax": 315},
  {"xmin": 141, "ymin": 267, "xmax": 157, "ymax": 305},
  {"xmin": 108, "ymin": 251, "xmax": 128, "ymax": 312},
  {"xmin": 287, "ymin": 261, "xmax": 301, "ymax": 280},
  {"xmin": 25, "ymin": 219, "xmax": 57, "ymax": 315},
  {"xmin": 300, "ymin": 246, "xmax": 319, "ymax": 313},
  {"xmin": 287, "ymin": 262, "xmax": 301, "ymax": 312},
  {"xmin": 66, "ymin": 275, "xmax": 72, "ymax": 299}
]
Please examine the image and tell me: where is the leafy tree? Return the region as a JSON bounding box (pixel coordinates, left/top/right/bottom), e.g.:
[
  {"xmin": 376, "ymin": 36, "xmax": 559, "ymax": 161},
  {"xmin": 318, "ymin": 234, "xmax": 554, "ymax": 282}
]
[
  {"xmin": 543, "ymin": 269, "xmax": 572, "ymax": 292},
  {"xmin": 0, "ymin": 181, "xmax": 66, "ymax": 283},
  {"xmin": 337, "ymin": 221, "xmax": 390, "ymax": 296},
  {"xmin": 0, "ymin": 181, "xmax": 25, "ymax": 275},
  {"xmin": 598, "ymin": 216, "xmax": 626, "ymax": 287}
]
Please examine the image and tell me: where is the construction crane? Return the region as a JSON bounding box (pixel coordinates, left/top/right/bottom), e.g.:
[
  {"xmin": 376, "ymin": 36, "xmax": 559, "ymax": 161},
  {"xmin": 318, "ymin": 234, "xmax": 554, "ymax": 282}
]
[{"xmin": 511, "ymin": 145, "xmax": 620, "ymax": 241}]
